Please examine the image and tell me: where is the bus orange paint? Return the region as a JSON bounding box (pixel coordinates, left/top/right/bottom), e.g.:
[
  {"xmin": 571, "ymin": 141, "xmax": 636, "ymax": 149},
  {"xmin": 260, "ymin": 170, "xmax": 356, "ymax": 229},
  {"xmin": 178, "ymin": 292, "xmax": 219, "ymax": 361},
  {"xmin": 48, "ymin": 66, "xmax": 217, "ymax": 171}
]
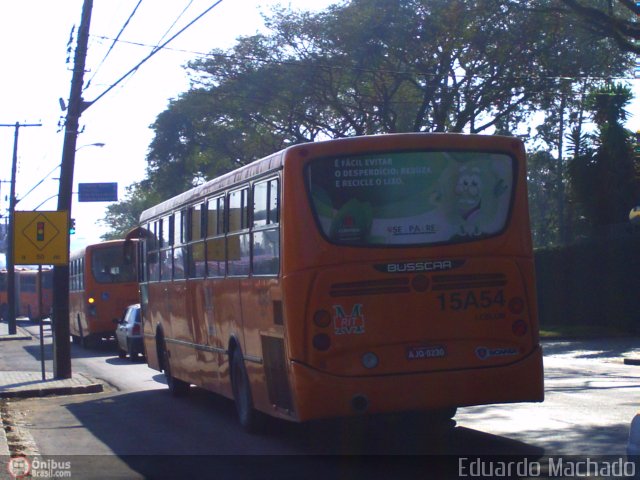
[
  {"xmin": 0, "ymin": 268, "xmax": 53, "ymax": 321},
  {"xmin": 69, "ymin": 240, "xmax": 140, "ymax": 347},
  {"xmin": 135, "ymin": 133, "xmax": 543, "ymax": 430}
]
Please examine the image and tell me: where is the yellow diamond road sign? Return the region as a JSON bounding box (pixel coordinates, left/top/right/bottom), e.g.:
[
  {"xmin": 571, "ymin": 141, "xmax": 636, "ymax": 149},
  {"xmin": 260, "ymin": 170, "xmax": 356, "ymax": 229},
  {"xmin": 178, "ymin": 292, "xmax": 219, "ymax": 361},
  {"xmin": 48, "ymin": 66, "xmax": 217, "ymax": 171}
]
[{"xmin": 14, "ymin": 211, "xmax": 69, "ymax": 265}]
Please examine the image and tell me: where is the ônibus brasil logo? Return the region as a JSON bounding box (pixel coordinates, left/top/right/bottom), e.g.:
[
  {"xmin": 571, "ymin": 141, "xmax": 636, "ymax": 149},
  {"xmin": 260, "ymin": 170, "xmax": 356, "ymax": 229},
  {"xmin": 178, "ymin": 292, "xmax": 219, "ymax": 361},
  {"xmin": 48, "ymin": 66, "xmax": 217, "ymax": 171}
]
[{"xmin": 7, "ymin": 456, "xmax": 31, "ymax": 478}]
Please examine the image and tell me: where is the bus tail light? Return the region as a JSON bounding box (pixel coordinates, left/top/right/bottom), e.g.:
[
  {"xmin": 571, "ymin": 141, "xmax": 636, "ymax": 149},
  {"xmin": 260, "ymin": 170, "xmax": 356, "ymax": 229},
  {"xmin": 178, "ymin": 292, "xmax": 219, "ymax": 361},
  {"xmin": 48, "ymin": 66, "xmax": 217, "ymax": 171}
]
[
  {"xmin": 313, "ymin": 310, "xmax": 331, "ymax": 328},
  {"xmin": 87, "ymin": 297, "xmax": 97, "ymax": 317},
  {"xmin": 512, "ymin": 319, "xmax": 528, "ymax": 336},
  {"xmin": 508, "ymin": 297, "xmax": 525, "ymax": 315},
  {"xmin": 312, "ymin": 333, "xmax": 331, "ymax": 351}
]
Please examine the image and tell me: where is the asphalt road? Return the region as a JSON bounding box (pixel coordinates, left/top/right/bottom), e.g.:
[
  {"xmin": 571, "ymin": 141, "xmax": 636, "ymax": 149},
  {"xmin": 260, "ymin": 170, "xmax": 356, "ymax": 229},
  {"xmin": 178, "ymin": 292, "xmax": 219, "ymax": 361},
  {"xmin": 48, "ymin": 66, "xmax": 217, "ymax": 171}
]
[{"xmin": 2, "ymin": 320, "xmax": 639, "ymax": 478}]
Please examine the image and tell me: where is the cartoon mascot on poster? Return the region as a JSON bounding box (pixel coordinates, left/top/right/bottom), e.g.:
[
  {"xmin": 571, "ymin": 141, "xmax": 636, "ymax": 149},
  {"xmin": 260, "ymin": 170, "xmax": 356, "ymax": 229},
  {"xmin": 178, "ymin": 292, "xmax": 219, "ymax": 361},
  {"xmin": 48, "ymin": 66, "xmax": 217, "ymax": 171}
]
[{"xmin": 439, "ymin": 156, "xmax": 511, "ymax": 237}]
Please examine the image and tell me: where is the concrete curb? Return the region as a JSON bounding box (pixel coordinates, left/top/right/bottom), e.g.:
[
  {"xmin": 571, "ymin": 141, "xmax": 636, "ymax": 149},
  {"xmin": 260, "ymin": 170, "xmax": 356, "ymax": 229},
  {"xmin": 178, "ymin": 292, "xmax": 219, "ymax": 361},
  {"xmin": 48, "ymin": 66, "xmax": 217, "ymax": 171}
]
[
  {"xmin": 0, "ymin": 372, "xmax": 104, "ymax": 399},
  {"xmin": 0, "ymin": 325, "xmax": 31, "ymax": 342}
]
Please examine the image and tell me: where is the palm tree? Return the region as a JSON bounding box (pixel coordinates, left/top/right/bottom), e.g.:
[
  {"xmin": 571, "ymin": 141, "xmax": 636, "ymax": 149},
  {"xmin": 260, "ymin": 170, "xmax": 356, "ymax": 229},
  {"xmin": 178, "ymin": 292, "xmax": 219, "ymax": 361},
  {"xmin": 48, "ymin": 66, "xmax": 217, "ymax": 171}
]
[{"xmin": 569, "ymin": 83, "xmax": 639, "ymax": 231}]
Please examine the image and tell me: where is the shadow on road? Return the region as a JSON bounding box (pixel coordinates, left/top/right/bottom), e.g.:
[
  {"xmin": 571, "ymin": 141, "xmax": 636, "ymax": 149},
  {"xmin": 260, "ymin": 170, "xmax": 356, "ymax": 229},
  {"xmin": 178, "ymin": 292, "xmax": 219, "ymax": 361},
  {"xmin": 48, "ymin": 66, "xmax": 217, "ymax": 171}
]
[
  {"xmin": 542, "ymin": 338, "xmax": 640, "ymax": 360},
  {"xmin": 22, "ymin": 340, "xmax": 119, "ymax": 362},
  {"xmin": 59, "ymin": 385, "xmax": 545, "ymax": 478}
]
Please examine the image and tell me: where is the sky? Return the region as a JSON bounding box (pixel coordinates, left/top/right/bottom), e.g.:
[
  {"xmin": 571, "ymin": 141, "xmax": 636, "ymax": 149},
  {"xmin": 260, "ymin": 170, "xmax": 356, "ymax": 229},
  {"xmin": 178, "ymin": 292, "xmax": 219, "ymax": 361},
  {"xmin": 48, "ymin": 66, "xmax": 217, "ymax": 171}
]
[
  {"xmin": 0, "ymin": 0, "xmax": 335, "ymax": 253},
  {"xmin": 0, "ymin": 0, "xmax": 638, "ymax": 256}
]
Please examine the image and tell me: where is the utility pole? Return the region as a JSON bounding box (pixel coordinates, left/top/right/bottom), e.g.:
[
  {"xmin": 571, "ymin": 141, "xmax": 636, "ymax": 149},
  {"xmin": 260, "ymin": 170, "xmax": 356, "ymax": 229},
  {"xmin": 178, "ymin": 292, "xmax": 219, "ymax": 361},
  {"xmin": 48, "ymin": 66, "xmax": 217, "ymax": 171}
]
[
  {"xmin": 52, "ymin": 0, "xmax": 93, "ymax": 379},
  {"xmin": 0, "ymin": 122, "xmax": 41, "ymax": 335}
]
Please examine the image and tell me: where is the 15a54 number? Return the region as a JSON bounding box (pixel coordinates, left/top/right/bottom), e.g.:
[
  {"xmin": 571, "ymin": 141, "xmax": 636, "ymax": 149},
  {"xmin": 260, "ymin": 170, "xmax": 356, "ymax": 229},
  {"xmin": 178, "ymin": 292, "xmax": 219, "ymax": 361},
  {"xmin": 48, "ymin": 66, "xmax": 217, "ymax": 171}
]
[{"xmin": 437, "ymin": 290, "xmax": 505, "ymax": 311}]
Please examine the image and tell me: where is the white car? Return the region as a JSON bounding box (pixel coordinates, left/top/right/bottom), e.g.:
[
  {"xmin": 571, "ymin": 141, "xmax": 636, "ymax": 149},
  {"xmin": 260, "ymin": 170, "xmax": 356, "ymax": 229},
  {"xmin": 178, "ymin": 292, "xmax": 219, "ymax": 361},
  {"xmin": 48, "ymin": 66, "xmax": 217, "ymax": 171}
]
[{"xmin": 115, "ymin": 304, "xmax": 143, "ymax": 361}]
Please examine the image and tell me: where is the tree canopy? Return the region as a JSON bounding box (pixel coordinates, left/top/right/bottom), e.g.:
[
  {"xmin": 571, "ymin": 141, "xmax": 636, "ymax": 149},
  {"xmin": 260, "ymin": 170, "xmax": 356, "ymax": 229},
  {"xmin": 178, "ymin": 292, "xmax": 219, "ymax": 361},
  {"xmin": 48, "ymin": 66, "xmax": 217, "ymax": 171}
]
[
  {"xmin": 101, "ymin": 0, "xmax": 635, "ymax": 242},
  {"xmin": 558, "ymin": 0, "xmax": 639, "ymax": 54}
]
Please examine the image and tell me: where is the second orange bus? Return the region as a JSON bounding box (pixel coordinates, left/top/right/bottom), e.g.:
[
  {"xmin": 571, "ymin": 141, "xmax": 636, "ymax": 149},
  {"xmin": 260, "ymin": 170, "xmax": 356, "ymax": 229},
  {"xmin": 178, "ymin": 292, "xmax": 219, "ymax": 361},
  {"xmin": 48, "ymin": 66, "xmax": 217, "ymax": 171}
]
[{"xmin": 69, "ymin": 240, "xmax": 140, "ymax": 347}]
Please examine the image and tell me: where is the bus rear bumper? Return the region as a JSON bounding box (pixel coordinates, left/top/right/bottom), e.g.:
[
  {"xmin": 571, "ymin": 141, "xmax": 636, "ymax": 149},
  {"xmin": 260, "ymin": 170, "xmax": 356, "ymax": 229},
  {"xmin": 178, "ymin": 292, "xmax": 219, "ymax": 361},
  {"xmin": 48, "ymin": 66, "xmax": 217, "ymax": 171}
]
[{"xmin": 289, "ymin": 346, "xmax": 544, "ymax": 422}]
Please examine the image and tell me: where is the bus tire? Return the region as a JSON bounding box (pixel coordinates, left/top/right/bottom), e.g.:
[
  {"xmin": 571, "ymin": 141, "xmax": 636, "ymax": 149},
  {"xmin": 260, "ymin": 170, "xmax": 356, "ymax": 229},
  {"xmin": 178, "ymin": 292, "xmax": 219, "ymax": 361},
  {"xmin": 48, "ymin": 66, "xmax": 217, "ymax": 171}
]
[
  {"xmin": 161, "ymin": 336, "xmax": 189, "ymax": 397},
  {"xmin": 231, "ymin": 350, "xmax": 261, "ymax": 433}
]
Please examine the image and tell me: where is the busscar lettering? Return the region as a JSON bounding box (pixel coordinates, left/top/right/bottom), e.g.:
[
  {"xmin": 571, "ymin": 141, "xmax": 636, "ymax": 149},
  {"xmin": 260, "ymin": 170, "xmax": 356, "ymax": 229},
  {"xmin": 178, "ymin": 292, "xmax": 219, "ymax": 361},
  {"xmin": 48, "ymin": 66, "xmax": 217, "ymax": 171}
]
[
  {"xmin": 387, "ymin": 260, "xmax": 453, "ymax": 273},
  {"xmin": 374, "ymin": 259, "xmax": 464, "ymax": 274}
]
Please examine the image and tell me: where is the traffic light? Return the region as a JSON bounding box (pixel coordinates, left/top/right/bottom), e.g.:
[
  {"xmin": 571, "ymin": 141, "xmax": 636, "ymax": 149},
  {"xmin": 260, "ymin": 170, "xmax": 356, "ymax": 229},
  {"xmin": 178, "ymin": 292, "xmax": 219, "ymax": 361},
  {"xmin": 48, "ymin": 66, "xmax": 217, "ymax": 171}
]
[
  {"xmin": 634, "ymin": 130, "xmax": 640, "ymax": 159},
  {"xmin": 69, "ymin": 218, "xmax": 76, "ymax": 235},
  {"xmin": 36, "ymin": 222, "xmax": 45, "ymax": 241}
]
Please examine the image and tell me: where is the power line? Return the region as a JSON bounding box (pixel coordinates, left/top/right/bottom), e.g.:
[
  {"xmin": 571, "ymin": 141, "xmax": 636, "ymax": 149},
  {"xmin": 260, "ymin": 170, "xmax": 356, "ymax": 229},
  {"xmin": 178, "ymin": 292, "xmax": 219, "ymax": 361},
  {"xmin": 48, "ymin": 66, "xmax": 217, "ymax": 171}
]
[
  {"xmin": 86, "ymin": 0, "xmax": 225, "ymax": 110},
  {"xmin": 124, "ymin": 0, "xmax": 195, "ymax": 85},
  {"xmin": 16, "ymin": 163, "xmax": 61, "ymax": 205},
  {"xmin": 91, "ymin": 34, "xmax": 640, "ymax": 83},
  {"xmin": 85, "ymin": 0, "xmax": 144, "ymax": 91},
  {"xmin": 154, "ymin": 1, "xmax": 195, "ymax": 50}
]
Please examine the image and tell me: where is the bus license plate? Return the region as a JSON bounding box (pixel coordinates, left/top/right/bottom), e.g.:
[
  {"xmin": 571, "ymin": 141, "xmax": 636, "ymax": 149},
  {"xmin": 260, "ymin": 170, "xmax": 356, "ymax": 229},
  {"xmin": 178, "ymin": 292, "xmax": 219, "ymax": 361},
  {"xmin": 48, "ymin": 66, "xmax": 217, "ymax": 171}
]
[{"xmin": 406, "ymin": 345, "xmax": 446, "ymax": 360}]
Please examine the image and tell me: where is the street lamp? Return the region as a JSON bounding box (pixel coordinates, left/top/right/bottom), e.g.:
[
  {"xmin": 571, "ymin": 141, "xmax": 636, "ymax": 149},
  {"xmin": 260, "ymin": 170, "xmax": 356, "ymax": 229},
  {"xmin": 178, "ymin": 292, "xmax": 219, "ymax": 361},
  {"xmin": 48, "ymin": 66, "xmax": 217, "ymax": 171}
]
[
  {"xmin": 18, "ymin": 143, "xmax": 105, "ymax": 211},
  {"xmin": 76, "ymin": 142, "xmax": 105, "ymax": 151}
]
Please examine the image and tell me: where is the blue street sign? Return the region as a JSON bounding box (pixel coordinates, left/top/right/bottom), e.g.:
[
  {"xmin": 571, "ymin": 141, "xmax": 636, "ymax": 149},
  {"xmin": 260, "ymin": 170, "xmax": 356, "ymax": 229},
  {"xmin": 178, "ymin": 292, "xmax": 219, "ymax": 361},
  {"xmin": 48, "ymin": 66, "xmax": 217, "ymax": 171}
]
[{"xmin": 78, "ymin": 182, "xmax": 118, "ymax": 202}]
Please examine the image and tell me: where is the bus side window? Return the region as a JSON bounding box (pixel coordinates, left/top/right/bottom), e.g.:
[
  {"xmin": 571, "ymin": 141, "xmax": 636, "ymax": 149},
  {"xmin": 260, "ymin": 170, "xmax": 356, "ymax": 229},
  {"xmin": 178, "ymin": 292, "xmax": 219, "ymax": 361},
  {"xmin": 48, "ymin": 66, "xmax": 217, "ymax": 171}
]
[
  {"xmin": 268, "ymin": 178, "xmax": 279, "ymax": 225},
  {"xmin": 147, "ymin": 220, "xmax": 160, "ymax": 282},
  {"xmin": 173, "ymin": 211, "xmax": 186, "ymax": 281},
  {"xmin": 206, "ymin": 196, "xmax": 226, "ymax": 277},
  {"xmin": 228, "ymin": 187, "xmax": 250, "ymax": 276},
  {"xmin": 252, "ymin": 178, "xmax": 280, "ymax": 276},
  {"xmin": 187, "ymin": 203, "xmax": 206, "ymax": 278},
  {"xmin": 229, "ymin": 188, "xmax": 249, "ymax": 232},
  {"xmin": 160, "ymin": 215, "xmax": 173, "ymax": 281}
]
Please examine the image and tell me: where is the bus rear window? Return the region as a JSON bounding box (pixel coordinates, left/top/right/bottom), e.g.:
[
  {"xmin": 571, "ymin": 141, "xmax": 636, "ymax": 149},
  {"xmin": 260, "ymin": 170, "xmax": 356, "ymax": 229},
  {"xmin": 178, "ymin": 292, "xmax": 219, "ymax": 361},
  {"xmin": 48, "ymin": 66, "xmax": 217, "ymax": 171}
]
[
  {"xmin": 306, "ymin": 150, "xmax": 514, "ymax": 246},
  {"xmin": 92, "ymin": 246, "xmax": 137, "ymax": 283}
]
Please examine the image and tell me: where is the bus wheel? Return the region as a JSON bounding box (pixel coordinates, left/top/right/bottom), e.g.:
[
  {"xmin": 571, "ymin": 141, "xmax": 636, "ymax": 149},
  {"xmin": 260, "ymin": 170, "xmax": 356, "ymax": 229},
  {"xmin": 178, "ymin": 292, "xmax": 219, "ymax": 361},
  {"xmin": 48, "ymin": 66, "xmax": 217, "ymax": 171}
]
[
  {"xmin": 231, "ymin": 351, "xmax": 261, "ymax": 433},
  {"xmin": 161, "ymin": 337, "xmax": 189, "ymax": 397}
]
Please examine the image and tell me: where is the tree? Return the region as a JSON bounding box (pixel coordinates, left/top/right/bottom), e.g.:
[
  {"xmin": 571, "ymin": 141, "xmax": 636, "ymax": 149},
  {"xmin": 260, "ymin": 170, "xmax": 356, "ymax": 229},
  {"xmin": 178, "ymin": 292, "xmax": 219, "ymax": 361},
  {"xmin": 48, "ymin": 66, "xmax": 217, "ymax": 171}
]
[
  {"xmin": 558, "ymin": 0, "xmax": 640, "ymax": 54},
  {"xmin": 100, "ymin": 0, "xmax": 635, "ymax": 237},
  {"xmin": 100, "ymin": 180, "xmax": 160, "ymax": 240},
  {"xmin": 569, "ymin": 83, "xmax": 640, "ymax": 230},
  {"xmin": 527, "ymin": 150, "xmax": 564, "ymax": 247}
]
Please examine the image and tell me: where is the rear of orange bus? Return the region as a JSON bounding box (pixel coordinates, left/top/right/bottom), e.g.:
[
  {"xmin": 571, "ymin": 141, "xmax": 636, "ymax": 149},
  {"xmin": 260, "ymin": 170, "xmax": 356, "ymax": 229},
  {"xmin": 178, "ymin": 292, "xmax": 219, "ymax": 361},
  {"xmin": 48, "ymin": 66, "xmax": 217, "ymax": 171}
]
[
  {"xmin": 16, "ymin": 269, "xmax": 53, "ymax": 320},
  {"xmin": 279, "ymin": 133, "xmax": 543, "ymax": 422},
  {"xmin": 70, "ymin": 241, "xmax": 139, "ymax": 344}
]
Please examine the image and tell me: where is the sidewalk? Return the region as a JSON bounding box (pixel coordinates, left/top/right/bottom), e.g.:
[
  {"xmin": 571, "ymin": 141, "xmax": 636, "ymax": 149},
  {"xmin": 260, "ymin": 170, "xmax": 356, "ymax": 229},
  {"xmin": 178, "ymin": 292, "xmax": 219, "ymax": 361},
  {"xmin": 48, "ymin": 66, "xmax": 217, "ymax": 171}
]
[{"xmin": 0, "ymin": 319, "xmax": 105, "ymax": 456}]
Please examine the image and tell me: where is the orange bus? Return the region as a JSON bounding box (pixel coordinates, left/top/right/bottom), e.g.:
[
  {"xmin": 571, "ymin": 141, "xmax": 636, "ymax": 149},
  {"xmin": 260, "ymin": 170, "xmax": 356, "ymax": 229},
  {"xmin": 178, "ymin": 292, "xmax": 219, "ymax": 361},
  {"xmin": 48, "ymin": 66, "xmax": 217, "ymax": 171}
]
[
  {"xmin": 69, "ymin": 240, "xmax": 140, "ymax": 348},
  {"xmin": 0, "ymin": 268, "xmax": 53, "ymax": 321},
  {"xmin": 135, "ymin": 133, "xmax": 543, "ymax": 430}
]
